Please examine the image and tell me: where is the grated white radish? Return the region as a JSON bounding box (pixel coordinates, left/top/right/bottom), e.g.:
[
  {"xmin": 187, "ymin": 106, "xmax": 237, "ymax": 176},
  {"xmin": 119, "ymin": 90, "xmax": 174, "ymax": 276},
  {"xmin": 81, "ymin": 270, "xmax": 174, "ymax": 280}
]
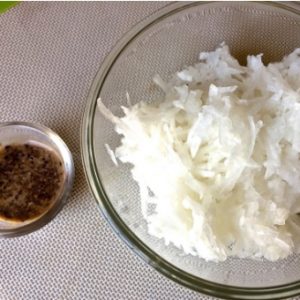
[{"xmin": 98, "ymin": 44, "xmax": 300, "ymax": 262}]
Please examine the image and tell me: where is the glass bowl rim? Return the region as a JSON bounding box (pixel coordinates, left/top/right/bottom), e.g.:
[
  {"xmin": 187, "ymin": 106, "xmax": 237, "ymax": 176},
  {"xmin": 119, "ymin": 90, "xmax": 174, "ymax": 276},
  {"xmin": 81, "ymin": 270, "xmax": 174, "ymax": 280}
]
[{"xmin": 81, "ymin": 2, "xmax": 300, "ymax": 299}]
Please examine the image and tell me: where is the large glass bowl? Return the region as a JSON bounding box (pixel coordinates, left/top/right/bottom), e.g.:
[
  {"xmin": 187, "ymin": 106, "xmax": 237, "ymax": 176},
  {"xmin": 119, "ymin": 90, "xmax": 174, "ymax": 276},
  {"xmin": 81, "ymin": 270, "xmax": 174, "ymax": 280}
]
[{"xmin": 82, "ymin": 2, "xmax": 300, "ymax": 299}]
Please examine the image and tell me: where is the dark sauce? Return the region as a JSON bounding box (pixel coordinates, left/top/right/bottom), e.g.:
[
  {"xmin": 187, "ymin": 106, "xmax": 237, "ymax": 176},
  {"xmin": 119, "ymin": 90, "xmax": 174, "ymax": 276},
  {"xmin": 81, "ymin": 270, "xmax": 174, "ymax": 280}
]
[{"xmin": 0, "ymin": 143, "xmax": 64, "ymax": 222}]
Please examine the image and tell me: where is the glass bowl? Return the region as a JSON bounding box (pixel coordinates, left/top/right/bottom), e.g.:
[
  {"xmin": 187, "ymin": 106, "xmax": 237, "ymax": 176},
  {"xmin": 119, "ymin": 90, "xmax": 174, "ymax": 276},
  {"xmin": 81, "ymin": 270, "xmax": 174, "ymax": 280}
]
[
  {"xmin": 0, "ymin": 122, "xmax": 74, "ymax": 237},
  {"xmin": 82, "ymin": 2, "xmax": 300, "ymax": 299}
]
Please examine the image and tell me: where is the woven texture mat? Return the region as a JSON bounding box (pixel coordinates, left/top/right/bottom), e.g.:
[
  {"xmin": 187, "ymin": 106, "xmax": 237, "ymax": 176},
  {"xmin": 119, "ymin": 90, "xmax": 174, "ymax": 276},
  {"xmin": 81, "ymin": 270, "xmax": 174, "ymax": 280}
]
[
  {"xmin": 1, "ymin": 2, "xmax": 300, "ymax": 300},
  {"xmin": 0, "ymin": 2, "xmax": 213, "ymax": 300}
]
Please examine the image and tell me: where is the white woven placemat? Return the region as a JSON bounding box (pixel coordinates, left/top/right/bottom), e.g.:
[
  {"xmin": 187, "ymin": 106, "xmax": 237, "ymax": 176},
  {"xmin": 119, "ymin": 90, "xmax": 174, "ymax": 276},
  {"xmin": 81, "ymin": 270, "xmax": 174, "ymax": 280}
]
[
  {"xmin": 1, "ymin": 2, "xmax": 300, "ymax": 300},
  {"xmin": 0, "ymin": 2, "xmax": 212, "ymax": 300}
]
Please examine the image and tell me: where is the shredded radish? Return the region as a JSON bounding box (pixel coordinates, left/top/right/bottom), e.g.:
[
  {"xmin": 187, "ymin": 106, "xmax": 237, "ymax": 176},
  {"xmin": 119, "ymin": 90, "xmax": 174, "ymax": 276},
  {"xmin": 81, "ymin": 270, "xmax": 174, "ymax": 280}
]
[{"xmin": 98, "ymin": 44, "xmax": 300, "ymax": 262}]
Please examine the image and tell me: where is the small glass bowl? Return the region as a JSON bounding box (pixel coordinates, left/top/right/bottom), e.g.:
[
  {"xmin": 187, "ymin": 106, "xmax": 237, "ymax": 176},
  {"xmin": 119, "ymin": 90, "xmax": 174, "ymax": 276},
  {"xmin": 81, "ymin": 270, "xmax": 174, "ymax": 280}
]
[{"xmin": 0, "ymin": 122, "xmax": 74, "ymax": 237}]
